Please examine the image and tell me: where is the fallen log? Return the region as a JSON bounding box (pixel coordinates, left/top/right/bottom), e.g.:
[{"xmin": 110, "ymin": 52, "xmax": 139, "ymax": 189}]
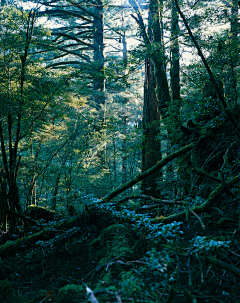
[
  {"xmin": 0, "ymin": 216, "xmax": 83, "ymax": 259},
  {"xmin": 101, "ymin": 142, "xmax": 195, "ymax": 203},
  {"xmin": 115, "ymin": 194, "xmax": 186, "ymax": 206},
  {"xmin": 206, "ymin": 256, "xmax": 240, "ymax": 277},
  {"xmin": 0, "ymin": 203, "xmax": 116, "ymax": 259},
  {"xmin": 6, "ymin": 210, "xmax": 39, "ymax": 225},
  {"xmin": 152, "ymin": 173, "xmax": 240, "ymax": 224}
]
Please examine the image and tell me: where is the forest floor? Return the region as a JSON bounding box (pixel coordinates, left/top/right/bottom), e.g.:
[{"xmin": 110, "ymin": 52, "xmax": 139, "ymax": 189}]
[{"xmin": 1, "ymin": 203, "xmax": 240, "ymax": 303}]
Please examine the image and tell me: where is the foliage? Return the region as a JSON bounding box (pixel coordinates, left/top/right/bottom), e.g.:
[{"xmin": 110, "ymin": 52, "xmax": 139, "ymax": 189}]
[
  {"xmin": 0, "ymin": 0, "xmax": 240, "ymax": 301},
  {"xmin": 56, "ymin": 284, "xmax": 85, "ymax": 303},
  {"xmin": 0, "ymin": 280, "xmax": 30, "ymax": 303}
]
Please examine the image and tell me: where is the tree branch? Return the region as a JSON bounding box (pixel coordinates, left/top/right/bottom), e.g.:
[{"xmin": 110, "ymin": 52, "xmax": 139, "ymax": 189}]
[
  {"xmin": 192, "ymin": 167, "xmax": 221, "ymax": 183},
  {"xmin": 52, "ymin": 32, "xmax": 94, "ymax": 48},
  {"xmin": 38, "ymin": 9, "xmax": 93, "ymax": 23},
  {"xmin": 128, "ymin": 0, "xmax": 150, "ymax": 45}
]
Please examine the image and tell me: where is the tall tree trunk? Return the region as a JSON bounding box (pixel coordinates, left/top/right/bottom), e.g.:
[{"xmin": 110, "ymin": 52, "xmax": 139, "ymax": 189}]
[
  {"xmin": 128, "ymin": 0, "xmax": 171, "ymax": 113},
  {"xmin": 142, "ymin": 58, "xmax": 161, "ymax": 198},
  {"xmin": 170, "ymin": 0, "xmax": 180, "ymax": 104},
  {"xmin": 51, "ymin": 172, "xmax": 61, "ymax": 211},
  {"xmin": 93, "ymin": 0, "xmax": 105, "ymax": 108},
  {"xmin": 169, "ymin": 0, "xmax": 181, "ymax": 197},
  {"xmin": 129, "ymin": 0, "xmax": 171, "ymax": 197},
  {"xmin": 0, "ymin": 117, "xmax": 22, "ymax": 232},
  {"xmin": 141, "ymin": 0, "xmax": 170, "ymax": 198},
  {"xmin": 122, "ymin": 32, "xmax": 128, "ymax": 185},
  {"xmin": 149, "ymin": 0, "xmax": 171, "ymax": 116},
  {"xmin": 122, "ymin": 114, "xmax": 128, "ymax": 184}
]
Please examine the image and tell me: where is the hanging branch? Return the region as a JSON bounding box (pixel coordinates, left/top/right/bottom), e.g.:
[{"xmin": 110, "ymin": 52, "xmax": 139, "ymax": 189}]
[
  {"xmin": 174, "ymin": 0, "xmax": 240, "ymax": 140},
  {"xmin": 128, "ymin": 0, "xmax": 150, "ymax": 45}
]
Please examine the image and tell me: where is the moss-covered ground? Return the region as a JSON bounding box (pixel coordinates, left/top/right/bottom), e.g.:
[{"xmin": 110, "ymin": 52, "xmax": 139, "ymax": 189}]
[{"xmin": 1, "ymin": 202, "xmax": 240, "ymax": 303}]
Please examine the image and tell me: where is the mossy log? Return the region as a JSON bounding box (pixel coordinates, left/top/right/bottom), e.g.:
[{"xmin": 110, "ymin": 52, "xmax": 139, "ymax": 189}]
[
  {"xmin": 0, "ymin": 204, "xmax": 115, "ymax": 259},
  {"xmin": 153, "ymin": 173, "xmax": 240, "ymax": 224},
  {"xmin": 206, "ymin": 256, "xmax": 240, "ymax": 277},
  {"xmin": 7, "ymin": 210, "xmax": 38, "ymax": 225},
  {"xmin": 0, "ymin": 216, "xmax": 83, "ymax": 259},
  {"xmin": 101, "ymin": 142, "xmax": 195, "ymax": 203},
  {"xmin": 116, "ymin": 194, "xmax": 186, "ymax": 206},
  {"xmin": 25, "ymin": 205, "xmax": 61, "ymax": 222}
]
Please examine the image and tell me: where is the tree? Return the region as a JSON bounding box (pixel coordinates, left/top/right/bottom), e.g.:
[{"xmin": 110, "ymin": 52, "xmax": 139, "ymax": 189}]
[
  {"xmin": 35, "ymin": 0, "xmax": 105, "ymax": 108},
  {"xmin": 0, "ymin": 8, "xmax": 37, "ymax": 232},
  {"xmin": 129, "ymin": 0, "xmax": 172, "ymax": 198},
  {"xmin": 0, "ymin": 6, "xmax": 68, "ymax": 232}
]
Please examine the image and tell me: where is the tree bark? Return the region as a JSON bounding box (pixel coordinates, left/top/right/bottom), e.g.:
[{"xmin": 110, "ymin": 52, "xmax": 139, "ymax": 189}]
[
  {"xmin": 170, "ymin": 0, "xmax": 180, "ymax": 103},
  {"xmin": 93, "ymin": 0, "xmax": 105, "ymax": 108},
  {"xmin": 142, "ymin": 58, "xmax": 161, "ymax": 198}
]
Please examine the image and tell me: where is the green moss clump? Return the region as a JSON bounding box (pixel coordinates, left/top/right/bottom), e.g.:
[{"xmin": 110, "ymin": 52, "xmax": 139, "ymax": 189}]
[{"xmin": 56, "ymin": 284, "xmax": 85, "ymax": 303}]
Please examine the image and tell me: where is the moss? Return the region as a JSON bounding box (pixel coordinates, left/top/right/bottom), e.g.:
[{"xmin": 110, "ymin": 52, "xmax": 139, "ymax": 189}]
[
  {"xmin": 25, "ymin": 205, "xmax": 58, "ymax": 222},
  {"xmin": 0, "ymin": 216, "xmax": 81, "ymax": 259},
  {"xmin": 0, "ymin": 280, "xmax": 30, "ymax": 303},
  {"xmin": 56, "ymin": 284, "xmax": 85, "ymax": 303}
]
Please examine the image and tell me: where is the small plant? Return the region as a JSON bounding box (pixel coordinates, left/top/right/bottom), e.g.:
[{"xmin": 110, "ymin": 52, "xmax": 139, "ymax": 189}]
[{"xmin": 192, "ymin": 236, "xmax": 231, "ymax": 253}]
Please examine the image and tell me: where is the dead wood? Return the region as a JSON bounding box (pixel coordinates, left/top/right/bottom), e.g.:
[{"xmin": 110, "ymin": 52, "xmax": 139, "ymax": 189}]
[
  {"xmin": 206, "ymin": 256, "xmax": 240, "ymax": 277},
  {"xmin": 0, "ymin": 216, "xmax": 83, "ymax": 259},
  {"xmin": 152, "ymin": 173, "xmax": 240, "ymax": 224},
  {"xmin": 116, "ymin": 194, "xmax": 186, "ymax": 206},
  {"xmin": 6, "ymin": 210, "xmax": 39, "ymax": 225},
  {"xmin": 101, "ymin": 143, "xmax": 195, "ymax": 203}
]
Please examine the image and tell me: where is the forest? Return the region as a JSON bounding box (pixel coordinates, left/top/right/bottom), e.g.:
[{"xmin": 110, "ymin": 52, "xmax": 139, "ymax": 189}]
[{"xmin": 0, "ymin": 0, "xmax": 240, "ymax": 301}]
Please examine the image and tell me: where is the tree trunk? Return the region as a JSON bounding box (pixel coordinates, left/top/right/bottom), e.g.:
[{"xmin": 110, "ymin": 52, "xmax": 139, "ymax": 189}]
[
  {"xmin": 169, "ymin": 0, "xmax": 181, "ymax": 196},
  {"xmin": 226, "ymin": 0, "xmax": 239, "ymax": 108},
  {"xmin": 121, "ymin": 32, "xmax": 128, "ymax": 185},
  {"xmin": 142, "ymin": 0, "xmax": 171, "ymax": 198},
  {"xmin": 93, "ymin": 0, "xmax": 105, "ymax": 108},
  {"xmin": 142, "ymin": 58, "xmax": 161, "ymax": 198},
  {"xmin": 149, "ymin": 0, "xmax": 171, "ymax": 116},
  {"xmin": 170, "ymin": 0, "xmax": 180, "ymax": 104}
]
